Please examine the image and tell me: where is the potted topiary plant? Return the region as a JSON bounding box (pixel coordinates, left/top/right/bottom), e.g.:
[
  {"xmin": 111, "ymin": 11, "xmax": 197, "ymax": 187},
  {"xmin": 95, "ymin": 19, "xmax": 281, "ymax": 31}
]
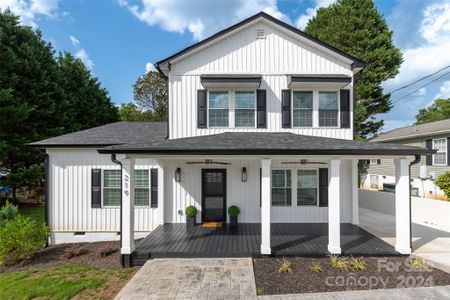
[
  {"xmin": 228, "ymin": 205, "xmax": 240, "ymax": 227},
  {"xmin": 185, "ymin": 205, "xmax": 197, "ymax": 228}
]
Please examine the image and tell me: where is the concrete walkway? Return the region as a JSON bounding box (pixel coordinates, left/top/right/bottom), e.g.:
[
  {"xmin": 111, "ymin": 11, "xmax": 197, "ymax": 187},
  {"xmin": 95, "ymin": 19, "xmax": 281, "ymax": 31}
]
[
  {"xmin": 115, "ymin": 258, "xmax": 257, "ymax": 300},
  {"xmin": 359, "ymin": 207, "xmax": 450, "ymax": 273}
]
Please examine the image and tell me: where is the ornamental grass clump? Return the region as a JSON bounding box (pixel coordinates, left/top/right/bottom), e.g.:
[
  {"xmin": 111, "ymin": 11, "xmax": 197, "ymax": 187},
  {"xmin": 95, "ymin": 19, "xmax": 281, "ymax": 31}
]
[
  {"xmin": 411, "ymin": 257, "xmax": 428, "ymax": 270},
  {"xmin": 278, "ymin": 258, "xmax": 293, "ymax": 273},
  {"xmin": 329, "ymin": 254, "xmax": 350, "ymax": 272},
  {"xmin": 309, "ymin": 260, "xmax": 323, "ymax": 273},
  {"xmin": 350, "ymin": 257, "xmax": 367, "ymax": 271}
]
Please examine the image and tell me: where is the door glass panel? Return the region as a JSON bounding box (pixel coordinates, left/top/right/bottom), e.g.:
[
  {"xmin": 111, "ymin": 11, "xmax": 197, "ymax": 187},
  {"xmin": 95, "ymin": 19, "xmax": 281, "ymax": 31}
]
[{"xmin": 203, "ymin": 170, "xmax": 225, "ymax": 222}]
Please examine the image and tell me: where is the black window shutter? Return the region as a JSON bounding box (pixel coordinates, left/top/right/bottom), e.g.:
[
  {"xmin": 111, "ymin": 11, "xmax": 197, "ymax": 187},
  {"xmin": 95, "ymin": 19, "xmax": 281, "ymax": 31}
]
[
  {"xmin": 281, "ymin": 89, "xmax": 291, "ymax": 128},
  {"xmin": 197, "ymin": 89, "xmax": 207, "ymax": 128},
  {"xmin": 256, "ymin": 89, "xmax": 267, "ymax": 128},
  {"xmin": 340, "ymin": 89, "xmax": 350, "ymax": 128},
  {"xmin": 91, "ymin": 169, "xmax": 101, "ymax": 208},
  {"xmin": 447, "ymin": 137, "xmax": 450, "ymax": 166},
  {"xmin": 425, "ymin": 139, "xmax": 433, "ymax": 166},
  {"xmin": 318, "ymin": 168, "xmax": 328, "ymax": 207},
  {"xmin": 150, "ymin": 168, "xmax": 158, "ymax": 208}
]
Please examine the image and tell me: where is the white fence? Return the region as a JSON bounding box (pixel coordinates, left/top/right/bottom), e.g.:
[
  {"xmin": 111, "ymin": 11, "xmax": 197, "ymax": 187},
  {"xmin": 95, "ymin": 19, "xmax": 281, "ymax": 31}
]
[{"xmin": 359, "ymin": 189, "xmax": 450, "ymax": 231}]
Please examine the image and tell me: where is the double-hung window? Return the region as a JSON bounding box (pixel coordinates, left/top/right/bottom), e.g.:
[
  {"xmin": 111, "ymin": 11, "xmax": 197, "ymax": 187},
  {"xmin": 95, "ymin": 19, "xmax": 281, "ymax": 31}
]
[
  {"xmin": 134, "ymin": 170, "xmax": 150, "ymax": 206},
  {"xmin": 103, "ymin": 170, "xmax": 121, "ymax": 206},
  {"xmin": 208, "ymin": 91, "xmax": 229, "ymax": 127},
  {"xmin": 293, "ymin": 91, "xmax": 313, "ymax": 127},
  {"xmin": 235, "ymin": 91, "xmax": 255, "ymax": 127},
  {"xmin": 271, "ymin": 170, "xmax": 291, "ymax": 206},
  {"xmin": 433, "ymin": 138, "xmax": 447, "ymax": 165},
  {"xmin": 297, "ymin": 169, "xmax": 318, "ymax": 206},
  {"xmin": 319, "ymin": 92, "xmax": 338, "ymax": 127}
]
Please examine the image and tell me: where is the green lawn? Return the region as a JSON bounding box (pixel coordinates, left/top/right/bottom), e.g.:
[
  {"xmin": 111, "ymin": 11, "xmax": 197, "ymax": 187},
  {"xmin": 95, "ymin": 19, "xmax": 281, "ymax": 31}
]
[
  {"xmin": 19, "ymin": 205, "xmax": 45, "ymax": 224},
  {"xmin": 0, "ymin": 264, "xmax": 135, "ymax": 300}
]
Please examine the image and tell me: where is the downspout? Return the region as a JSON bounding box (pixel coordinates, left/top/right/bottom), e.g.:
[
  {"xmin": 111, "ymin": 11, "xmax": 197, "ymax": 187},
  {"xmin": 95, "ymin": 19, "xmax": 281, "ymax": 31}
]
[
  {"xmin": 409, "ymin": 155, "xmax": 421, "ymax": 251},
  {"xmin": 111, "ymin": 154, "xmax": 123, "ymax": 251}
]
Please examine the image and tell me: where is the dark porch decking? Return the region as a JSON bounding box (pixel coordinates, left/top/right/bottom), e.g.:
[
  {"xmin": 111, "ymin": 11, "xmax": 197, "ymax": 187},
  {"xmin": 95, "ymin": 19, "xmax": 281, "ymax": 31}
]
[{"xmin": 132, "ymin": 223, "xmax": 398, "ymax": 265}]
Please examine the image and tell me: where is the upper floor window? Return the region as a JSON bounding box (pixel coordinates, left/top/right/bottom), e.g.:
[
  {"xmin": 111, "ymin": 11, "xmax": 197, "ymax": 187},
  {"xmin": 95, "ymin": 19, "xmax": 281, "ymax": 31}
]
[
  {"xmin": 319, "ymin": 92, "xmax": 338, "ymax": 127},
  {"xmin": 433, "ymin": 138, "xmax": 447, "ymax": 165},
  {"xmin": 271, "ymin": 170, "xmax": 292, "ymax": 206},
  {"xmin": 293, "ymin": 91, "xmax": 313, "ymax": 127},
  {"xmin": 235, "ymin": 91, "xmax": 255, "ymax": 127},
  {"xmin": 209, "ymin": 91, "xmax": 229, "ymax": 127}
]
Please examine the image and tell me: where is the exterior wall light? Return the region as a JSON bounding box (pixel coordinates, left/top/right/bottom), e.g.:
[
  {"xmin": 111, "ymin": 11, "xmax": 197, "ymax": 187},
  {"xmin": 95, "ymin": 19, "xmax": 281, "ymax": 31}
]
[
  {"xmin": 175, "ymin": 168, "xmax": 181, "ymax": 182},
  {"xmin": 241, "ymin": 167, "xmax": 247, "ymax": 182}
]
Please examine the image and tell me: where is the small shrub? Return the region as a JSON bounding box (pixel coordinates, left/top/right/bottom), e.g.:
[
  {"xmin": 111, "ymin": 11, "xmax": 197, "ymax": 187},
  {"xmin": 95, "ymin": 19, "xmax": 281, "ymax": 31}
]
[
  {"xmin": 64, "ymin": 245, "xmax": 89, "ymax": 259},
  {"xmin": 411, "ymin": 257, "xmax": 428, "ymax": 270},
  {"xmin": 350, "ymin": 257, "xmax": 367, "ymax": 271},
  {"xmin": 436, "ymin": 172, "xmax": 450, "ymax": 200},
  {"xmin": 0, "ymin": 201, "xmax": 19, "ymax": 227},
  {"xmin": 328, "ymin": 254, "xmax": 350, "ymax": 272},
  {"xmin": 96, "ymin": 245, "xmax": 119, "ymax": 258},
  {"xmin": 278, "ymin": 258, "xmax": 293, "ymax": 273},
  {"xmin": 228, "ymin": 205, "xmax": 240, "ymax": 216},
  {"xmin": 0, "ymin": 215, "xmax": 49, "ymax": 265},
  {"xmin": 309, "ymin": 260, "xmax": 323, "ymax": 273},
  {"xmin": 185, "ymin": 205, "xmax": 197, "ymax": 217}
]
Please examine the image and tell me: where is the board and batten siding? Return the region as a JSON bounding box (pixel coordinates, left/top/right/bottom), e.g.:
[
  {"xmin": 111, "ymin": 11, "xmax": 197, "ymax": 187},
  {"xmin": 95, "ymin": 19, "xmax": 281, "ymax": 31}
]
[
  {"xmin": 168, "ymin": 20, "xmax": 353, "ymax": 140},
  {"xmin": 164, "ymin": 158, "xmax": 353, "ymax": 224},
  {"xmin": 47, "ymin": 149, "xmax": 160, "ymax": 235}
]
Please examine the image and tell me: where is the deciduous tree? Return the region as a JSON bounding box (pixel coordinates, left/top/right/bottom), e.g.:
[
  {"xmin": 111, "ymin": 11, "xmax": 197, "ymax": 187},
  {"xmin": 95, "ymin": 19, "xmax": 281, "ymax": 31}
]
[
  {"xmin": 416, "ymin": 98, "xmax": 450, "ymax": 124},
  {"xmin": 133, "ymin": 71, "xmax": 168, "ymax": 121}
]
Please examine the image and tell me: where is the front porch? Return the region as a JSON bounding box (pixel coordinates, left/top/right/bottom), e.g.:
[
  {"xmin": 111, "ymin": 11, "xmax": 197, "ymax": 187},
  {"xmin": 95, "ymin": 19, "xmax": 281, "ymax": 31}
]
[{"xmin": 131, "ymin": 223, "xmax": 398, "ymax": 266}]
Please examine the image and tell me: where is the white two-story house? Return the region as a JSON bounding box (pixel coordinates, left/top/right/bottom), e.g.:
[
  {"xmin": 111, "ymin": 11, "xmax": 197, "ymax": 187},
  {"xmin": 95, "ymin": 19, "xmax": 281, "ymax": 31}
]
[{"xmin": 31, "ymin": 12, "xmax": 432, "ymax": 267}]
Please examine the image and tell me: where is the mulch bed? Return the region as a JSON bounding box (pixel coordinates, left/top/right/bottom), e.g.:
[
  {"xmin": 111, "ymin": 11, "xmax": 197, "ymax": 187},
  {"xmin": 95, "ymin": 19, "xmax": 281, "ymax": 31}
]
[
  {"xmin": 0, "ymin": 241, "xmax": 123, "ymax": 273},
  {"xmin": 253, "ymin": 256, "xmax": 450, "ymax": 295}
]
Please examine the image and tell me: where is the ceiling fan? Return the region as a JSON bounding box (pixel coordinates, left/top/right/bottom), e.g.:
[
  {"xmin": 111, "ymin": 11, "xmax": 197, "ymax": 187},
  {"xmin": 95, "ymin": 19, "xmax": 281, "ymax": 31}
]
[
  {"xmin": 186, "ymin": 159, "xmax": 231, "ymax": 165},
  {"xmin": 281, "ymin": 159, "xmax": 327, "ymax": 165}
]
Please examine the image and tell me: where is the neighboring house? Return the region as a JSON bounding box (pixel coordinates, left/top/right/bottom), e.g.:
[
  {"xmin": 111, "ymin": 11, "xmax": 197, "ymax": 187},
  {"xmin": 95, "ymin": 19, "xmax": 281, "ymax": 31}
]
[
  {"xmin": 30, "ymin": 12, "xmax": 432, "ymax": 266},
  {"xmin": 365, "ymin": 119, "xmax": 450, "ymax": 200}
]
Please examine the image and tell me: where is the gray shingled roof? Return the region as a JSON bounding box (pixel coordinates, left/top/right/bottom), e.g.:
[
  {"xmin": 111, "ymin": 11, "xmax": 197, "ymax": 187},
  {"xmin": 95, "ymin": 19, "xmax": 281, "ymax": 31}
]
[
  {"xmin": 371, "ymin": 119, "xmax": 450, "ymax": 142},
  {"xmin": 28, "ymin": 122, "xmax": 167, "ymax": 147},
  {"xmin": 98, "ymin": 132, "xmax": 432, "ymax": 156}
]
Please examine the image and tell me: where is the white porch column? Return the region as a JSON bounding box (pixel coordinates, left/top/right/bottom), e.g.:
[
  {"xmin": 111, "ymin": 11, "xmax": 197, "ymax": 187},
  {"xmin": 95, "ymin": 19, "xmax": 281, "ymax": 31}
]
[
  {"xmin": 157, "ymin": 160, "xmax": 165, "ymax": 225},
  {"xmin": 351, "ymin": 159, "xmax": 359, "ymax": 225},
  {"xmin": 121, "ymin": 157, "xmax": 135, "ymax": 267},
  {"xmin": 261, "ymin": 158, "xmax": 271, "ymax": 255},
  {"xmin": 328, "ymin": 159, "xmax": 341, "ymax": 254},
  {"xmin": 395, "ymin": 159, "xmax": 411, "ymax": 254}
]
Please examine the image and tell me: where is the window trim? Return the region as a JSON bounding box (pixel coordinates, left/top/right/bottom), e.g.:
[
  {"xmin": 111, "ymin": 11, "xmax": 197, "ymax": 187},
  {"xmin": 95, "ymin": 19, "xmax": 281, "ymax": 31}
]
[
  {"xmin": 207, "ymin": 90, "xmax": 230, "ymax": 128},
  {"xmin": 318, "ymin": 90, "xmax": 340, "ymax": 128},
  {"xmin": 296, "ymin": 168, "xmax": 319, "ymax": 207},
  {"xmin": 432, "ymin": 138, "xmax": 448, "ymax": 166},
  {"xmin": 102, "ymin": 169, "xmax": 121, "ymax": 208},
  {"xmin": 234, "ymin": 90, "xmax": 257, "ymax": 128},
  {"xmin": 134, "ymin": 168, "xmax": 151, "ymax": 208},
  {"xmin": 271, "ymin": 169, "xmax": 292, "ymax": 207},
  {"xmin": 292, "ymin": 90, "xmax": 314, "ymax": 128}
]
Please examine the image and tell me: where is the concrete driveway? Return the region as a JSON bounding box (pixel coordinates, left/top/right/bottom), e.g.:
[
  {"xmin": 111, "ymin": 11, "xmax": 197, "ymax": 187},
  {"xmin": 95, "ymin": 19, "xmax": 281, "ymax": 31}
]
[
  {"xmin": 360, "ymin": 207, "xmax": 450, "ymax": 272},
  {"xmin": 115, "ymin": 258, "xmax": 256, "ymax": 300}
]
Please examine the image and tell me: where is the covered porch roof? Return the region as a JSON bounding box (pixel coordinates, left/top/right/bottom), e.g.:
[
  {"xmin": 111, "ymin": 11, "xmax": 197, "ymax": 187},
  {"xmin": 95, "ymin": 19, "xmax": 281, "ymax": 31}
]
[{"xmin": 98, "ymin": 132, "xmax": 433, "ymax": 156}]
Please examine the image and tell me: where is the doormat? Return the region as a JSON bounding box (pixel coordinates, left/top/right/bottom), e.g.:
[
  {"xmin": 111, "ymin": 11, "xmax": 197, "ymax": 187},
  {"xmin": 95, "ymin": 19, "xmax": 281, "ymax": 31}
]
[{"xmin": 202, "ymin": 222, "xmax": 223, "ymax": 228}]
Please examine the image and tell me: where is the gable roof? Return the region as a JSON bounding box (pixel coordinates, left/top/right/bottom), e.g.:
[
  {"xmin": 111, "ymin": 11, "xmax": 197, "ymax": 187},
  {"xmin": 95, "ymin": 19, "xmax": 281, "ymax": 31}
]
[
  {"xmin": 371, "ymin": 119, "xmax": 450, "ymax": 142},
  {"xmin": 28, "ymin": 122, "xmax": 167, "ymax": 147},
  {"xmin": 98, "ymin": 132, "xmax": 431, "ymax": 156},
  {"xmin": 155, "ymin": 11, "xmax": 366, "ymax": 76}
]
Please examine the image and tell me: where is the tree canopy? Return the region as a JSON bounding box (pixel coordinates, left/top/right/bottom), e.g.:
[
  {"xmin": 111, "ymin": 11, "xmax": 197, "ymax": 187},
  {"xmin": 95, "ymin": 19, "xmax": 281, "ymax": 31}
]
[
  {"xmin": 118, "ymin": 103, "xmax": 154, "ymax": 121},
  {"xmin": 0, "ymin": 10, "xmax": 118, "ymax": 200},
  {"xmin": 416, "ymin": 98, "xmax": 450, "ymax": 124},
  {"xmin": 304, "ymin": 0, "xmax": 403, "ymax": 139},
  {"xmin": 132, "ymin": 71, "xmax": 168, "ymax": 121}
]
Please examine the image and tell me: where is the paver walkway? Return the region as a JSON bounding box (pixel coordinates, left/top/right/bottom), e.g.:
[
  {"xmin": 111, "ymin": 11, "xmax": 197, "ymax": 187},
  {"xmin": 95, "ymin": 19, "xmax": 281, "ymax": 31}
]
[{"xmin": 115, "ymin": 258, "xmax": 257, "ymax": 300}]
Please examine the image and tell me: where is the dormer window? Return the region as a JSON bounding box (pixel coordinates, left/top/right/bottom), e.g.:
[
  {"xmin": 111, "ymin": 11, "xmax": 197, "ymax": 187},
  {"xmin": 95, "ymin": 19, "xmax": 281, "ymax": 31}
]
[
  {"xmin": 208, "ymin": 91, "xmax": 229, "ymax": 127},
  {"xmin": 235, "ymin": 91, "xmax": 256, "ymax": 127}
]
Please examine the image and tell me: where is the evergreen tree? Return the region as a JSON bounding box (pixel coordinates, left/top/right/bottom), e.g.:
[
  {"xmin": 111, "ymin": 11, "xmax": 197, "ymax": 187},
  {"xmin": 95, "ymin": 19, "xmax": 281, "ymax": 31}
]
[
  {"xmin": 416, "ymin": 98, "xmax": 450, "ymax": 124},
  {"xmin": 304, "ymin": 0, "xmax": 403, "ymax": 139}
]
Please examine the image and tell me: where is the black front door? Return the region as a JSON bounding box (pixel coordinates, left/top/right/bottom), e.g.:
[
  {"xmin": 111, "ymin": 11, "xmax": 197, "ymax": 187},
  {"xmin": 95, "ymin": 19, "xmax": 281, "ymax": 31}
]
[{"xmin": 202, "ymin": 169, "xmax": 226, "ymax": 222}]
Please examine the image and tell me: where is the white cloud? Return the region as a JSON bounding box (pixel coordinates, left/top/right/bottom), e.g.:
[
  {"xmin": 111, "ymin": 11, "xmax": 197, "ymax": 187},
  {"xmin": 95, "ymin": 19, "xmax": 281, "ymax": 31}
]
[
  {"xmin": 435, "ymin": 80, "xmax": 450, "ymax": 99},
  {"xmin": 75, "ymin": 49, "xmax": 94, "ymax": 71},
  {"xmin": 416, "ymin": 88, "xmax": 427, "ymax": 96},
  {"xmin": 69, "ymin": 35, "xmax": 80, "ymax": 47},
  {"xmin": 295, "ymin": 0, "xmax": 335, "ymax": 29},
  {"xmin": 0, "ymin": 0, "xmax": 60, "ymax": 27},
  {"xmin": 118, "ymin": 0, "xmax": 291, "ymax": 41},
  {"xmin": 145, "ymin": 62, "xmax": 157, "ymax": 73}
]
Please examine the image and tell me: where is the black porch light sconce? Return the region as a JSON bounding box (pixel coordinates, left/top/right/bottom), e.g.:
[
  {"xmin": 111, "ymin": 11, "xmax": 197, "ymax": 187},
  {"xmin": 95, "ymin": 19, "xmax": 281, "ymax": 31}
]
[
  {"xmin": 175, "ymin": 168, "xmax": 181, "ymax": 182},
  {"xmin": 241, "ymin": 167, "xmax": 247, "ymax": 182}
]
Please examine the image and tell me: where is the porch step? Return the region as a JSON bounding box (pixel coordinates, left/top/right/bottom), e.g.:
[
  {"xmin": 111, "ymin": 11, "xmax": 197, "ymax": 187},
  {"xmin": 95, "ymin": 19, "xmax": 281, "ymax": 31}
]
[{"xmin": 131, "ymin": 251, "xmax": 151, "ymax": 266}]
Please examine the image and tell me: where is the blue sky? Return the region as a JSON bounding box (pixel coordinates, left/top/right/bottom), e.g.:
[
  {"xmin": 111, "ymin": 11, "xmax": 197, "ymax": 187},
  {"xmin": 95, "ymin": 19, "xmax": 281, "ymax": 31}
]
[{"xmin": 2, "ymin": 0, "xmax": 450, "ymax": 133}]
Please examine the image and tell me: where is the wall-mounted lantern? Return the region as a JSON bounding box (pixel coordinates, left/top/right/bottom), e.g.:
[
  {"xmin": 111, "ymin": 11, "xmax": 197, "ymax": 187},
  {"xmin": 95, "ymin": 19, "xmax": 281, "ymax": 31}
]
[
  {"xmin": 241, "ymin": 167, "xmax": 247, "ymax": 182},
  {"xmin": 175, "ymin": 168, "xmax": 181, "ymax": 182}
]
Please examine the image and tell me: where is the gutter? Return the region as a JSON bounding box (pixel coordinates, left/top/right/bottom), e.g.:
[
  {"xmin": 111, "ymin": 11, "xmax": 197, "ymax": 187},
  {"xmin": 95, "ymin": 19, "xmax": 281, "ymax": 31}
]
[
  {"xmin": 409, "ymin": 155, "xmax": 421, "ymax": 251},
  {"xmin": 110, "ymin": 154, "xmax": 123, "ymax": 261}
]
